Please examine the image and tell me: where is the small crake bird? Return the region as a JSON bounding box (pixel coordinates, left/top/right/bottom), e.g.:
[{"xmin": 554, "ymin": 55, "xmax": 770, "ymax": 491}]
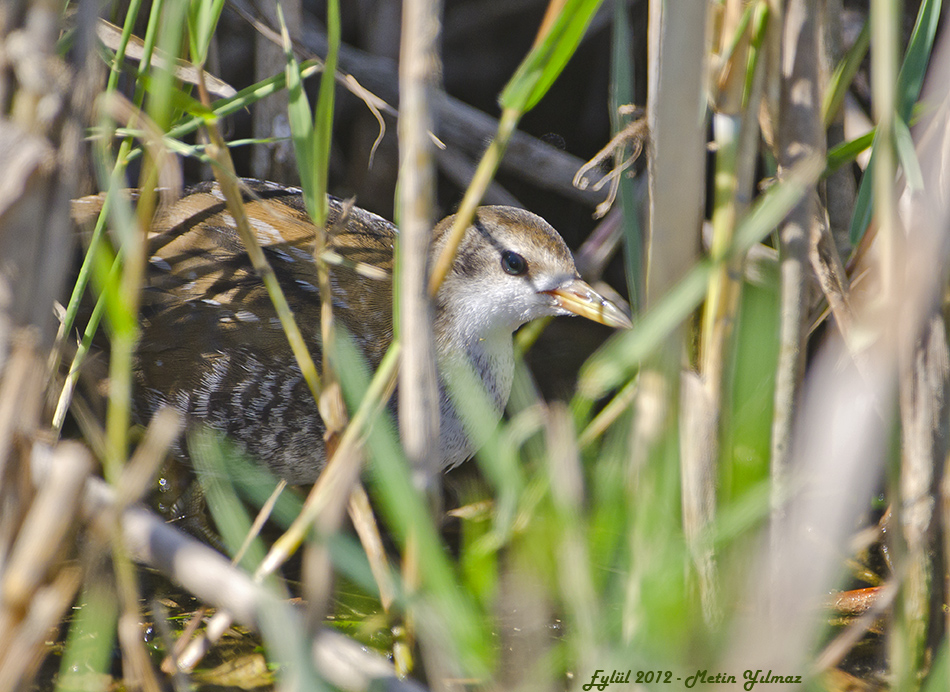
[{"xmin": 75, "ymin": 180, "xmax": 632, "ymax": 484}]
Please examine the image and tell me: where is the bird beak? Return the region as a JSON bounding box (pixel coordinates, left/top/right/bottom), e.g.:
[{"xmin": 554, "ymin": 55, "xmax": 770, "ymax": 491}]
[{"xmin": 544, "ymin": 279, "xmax": 633, "ymax": 329}]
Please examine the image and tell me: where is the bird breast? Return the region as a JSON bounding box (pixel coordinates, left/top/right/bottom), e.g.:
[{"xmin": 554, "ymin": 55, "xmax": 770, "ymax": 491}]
[{"xmin": 435, "ymin": 327, "xmax": 515, "ymax": 469}]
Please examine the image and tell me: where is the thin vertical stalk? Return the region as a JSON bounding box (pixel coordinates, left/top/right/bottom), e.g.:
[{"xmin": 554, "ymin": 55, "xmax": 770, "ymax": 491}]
[
  {"xmin": 702, "ymin": 0, "xmax": 769, "ymax": 388},
  {"xmin": 771, "ymin": 0, "xmax": 823, "ymax": 614},
  {"xmin": 897, "ymin": 318, "xmax": 946, "ymax": 680},
  {"xmin": 645, "ymin": 0, "xmax": 710, "ymax": 629},
  {"xmin": 313, "ymin": 0, "xmax": 345, "ymax": 460},
  {"xmin": 871, "ymin": 0, "xmax": 900, "ymax": 302},
  {"xmin": 104, "ymin": 0, "xmax": 145, "ymax": 95},
  {"xmin": 396, "ymin": 0, "xmax": 444, "ymax": 679},
  {"xmin": 610, "ymin": 0, "xmax": 642, "ymax": 313},
  {"xmin": 691, "ymin": 0, "xmax": 769, "ymax": 624},
  {"xmin": 878, "ymin": 0, "xmax": 912, "ymax": 683},
  {"xmin": 644, "ymin": 0, "xmax": 706, "ymax": 305},
  {"xmin": 397, "ymin": 0, "xmax": 442, "ymax": 487}
]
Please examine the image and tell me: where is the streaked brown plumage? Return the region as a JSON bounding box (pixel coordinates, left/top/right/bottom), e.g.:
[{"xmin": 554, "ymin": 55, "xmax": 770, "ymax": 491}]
[{"xmin": 74, "ymin": 179, "xmax": 631, "ymax": 483}]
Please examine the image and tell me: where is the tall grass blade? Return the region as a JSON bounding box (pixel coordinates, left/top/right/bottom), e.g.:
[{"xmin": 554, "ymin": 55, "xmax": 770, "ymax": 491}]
[
  {"xmin": 278, "ymin": 5, "xmax": 317, "ymax": 216},
  {"xmin": 822, "ymin": 17, "xmax": 870, "ymax": 128},
  {"xmin": 187, "ymin": 0, "xmax": 226, "ymax": 67},
  {"xmin": 848, "ymin": 0, "xmax": 942, "ymax": 244},
  {"xmin": 611, "ymin": 0, "xmax": 643, "ymax": 312},
  {"xmin": 500, "ymin": 0, "xmax": 604, "ymax": 112},
  {"xmin": 311, "ymin": 0, "xmax": 340, "ymax": 229},
  {"xmin": 55, "ymin": 579, "xmax": 118, "ymax": 692},
  {"xmin": 332, "ymin": 331, "xmax": 493, "ymax": 676},
  {"xmin": 190, "ymin": 429, "xmax": 269, "ymax": 573}
]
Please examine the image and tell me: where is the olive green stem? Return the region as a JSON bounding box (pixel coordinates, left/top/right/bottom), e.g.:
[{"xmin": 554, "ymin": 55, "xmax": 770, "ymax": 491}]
[{"xmin": 196, "ymin": 75, "xmax": 323, "ymax": 403}]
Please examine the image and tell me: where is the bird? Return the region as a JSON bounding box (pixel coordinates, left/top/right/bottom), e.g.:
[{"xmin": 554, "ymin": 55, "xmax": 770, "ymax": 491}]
[{"xmin": 73, "ymin": 179, "xmax": 632, "ymax": 484}]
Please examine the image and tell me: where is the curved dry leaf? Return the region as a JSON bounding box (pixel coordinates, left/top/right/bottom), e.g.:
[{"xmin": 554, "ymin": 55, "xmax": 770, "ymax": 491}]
[{"xmin": 96, "ymin": 18, "xmax": 238, "ymax": 99}]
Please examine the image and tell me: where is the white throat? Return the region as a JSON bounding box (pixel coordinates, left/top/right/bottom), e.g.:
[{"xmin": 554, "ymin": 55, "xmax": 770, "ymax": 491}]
[{"xmin": 435, "ymin": 320, "xmax": 516, "ymax": 470}]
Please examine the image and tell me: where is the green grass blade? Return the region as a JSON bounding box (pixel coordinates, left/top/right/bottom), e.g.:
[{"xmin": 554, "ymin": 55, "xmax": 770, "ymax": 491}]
[
  {"xmin": 825, "ymin": 129, "xmax": 875, "ymax": 175},
  {"xmin": 611, "ymin": 0, "xmax": 643, "ymax": 312},
  {"xmin": 896, "ymin": 0, "xmax": 943, "ymax": 119},
  {"xmin": 278, "ymin": 0, "xmax": 339, "ymax": 226},
  {"xmin": 109, "ymin": 63, "xmax": 322, "ymax": 167},
  {"xmin": 190, "ymin": 429, "xmax": 269, "ymax": 573},
  {"xmin": 332, "ymin": 331, "xmax": 494, "ymax": 675},
  {"xmin": 822, "ymin": 16, "xmax": 870, "ymax": 128},
  {"xmin": 848, "ymin": 0, "xmax": 942, "ymax": 244},
  {"xmin": 310, "ymin": 0, "xmax": 340, "ymax": 228},
  {"xmin": 499, "ymin": 0, "xmax": 604, "ymax": 112},
  {"xmin": 894, "ymin": 116, "xmax": 925, "ymax": 192},
  {"xmin": 187, "ymin": 0, "xmax": 225, "ymax": 67},
  {"xmin": 55, "ymin": 579, "xmax": 118, "ymax": 692},
  {"xmin": 146, "ymin": 0, "xmax": 188, "ymax": 132},
  {"xmin": 921, "ymin": 637, "xmax": 949, "ymax": 692},
  {"xmin": 278, "ymin": 5, "xmax": 317, "ymax": 215},
  {"xmin": 105, "ymin": 0, "xmax": 145, "ymax": 94}
]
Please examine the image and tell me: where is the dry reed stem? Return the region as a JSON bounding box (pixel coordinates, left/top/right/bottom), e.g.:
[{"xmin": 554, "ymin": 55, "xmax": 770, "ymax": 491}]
[
  {"xmin": 397, "ymin": 0, "xmax": 442, "ymax": 485},
  {"xmin": 646, "ymin": 0, "xmax": 712, "ymax": 627},
  {"xmin": 27, "ymin": 441, "xmax": 424, "ymax": 692},
  {"xmin": 770, "ymin": 0, "xmax": 824, "ymax": 600}
]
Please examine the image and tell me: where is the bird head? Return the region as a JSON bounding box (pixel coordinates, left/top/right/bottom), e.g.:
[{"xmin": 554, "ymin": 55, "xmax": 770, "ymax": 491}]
[{"xmin": 431, "ymin": 207, "xmax": 632, "ymax": 347}]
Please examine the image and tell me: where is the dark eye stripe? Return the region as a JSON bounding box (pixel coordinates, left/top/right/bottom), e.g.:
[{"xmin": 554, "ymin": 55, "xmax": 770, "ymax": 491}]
[{"xmin": 501, "ymin": 250, "xmax": 527, "ymax": 276}]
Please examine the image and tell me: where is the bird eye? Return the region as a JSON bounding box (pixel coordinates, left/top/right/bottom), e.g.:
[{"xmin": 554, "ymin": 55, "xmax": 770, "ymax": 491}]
[{"xmin": 500, "ymin": 250, "xmax": 528, "ymax": 276}]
